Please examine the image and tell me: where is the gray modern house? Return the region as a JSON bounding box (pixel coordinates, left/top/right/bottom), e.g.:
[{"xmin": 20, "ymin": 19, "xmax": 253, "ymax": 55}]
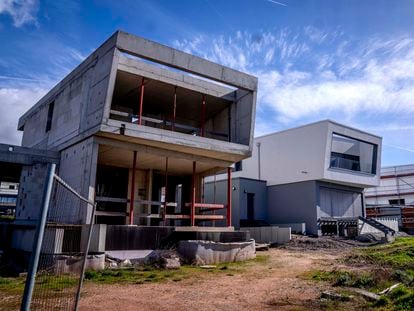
[
  {"xmin": 205, "ymin": 120, "xmax": 382, "ymax": 235},
  {"xmin": 1, "ymin": 30, "xmax": 258, "ymax": 255}
]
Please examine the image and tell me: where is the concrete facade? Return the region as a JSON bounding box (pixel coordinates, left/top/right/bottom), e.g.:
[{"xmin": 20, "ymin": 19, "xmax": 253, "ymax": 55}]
[
  {"xmin": 15, "ymin": 30, "xmax": 258, "ymax": 230},
  {"xmin": 204, "ymin": 177, "xmax": 267, "ymax": 229}
]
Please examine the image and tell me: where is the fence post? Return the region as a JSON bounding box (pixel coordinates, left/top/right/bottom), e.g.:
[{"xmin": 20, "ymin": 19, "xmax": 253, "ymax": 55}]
[
  {"xmin": 21, "ymin": 163, "xmax": 56, "ymax": 311},
  {"xmin": 74, "ymin": 202, "xmax": 97, "ymax": 311}
]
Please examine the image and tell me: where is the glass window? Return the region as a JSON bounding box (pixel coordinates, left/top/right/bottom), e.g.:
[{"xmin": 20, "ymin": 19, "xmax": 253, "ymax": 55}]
[{"xmin": 330, "ymin": 133, "xmax": 377, "ymax": 174}]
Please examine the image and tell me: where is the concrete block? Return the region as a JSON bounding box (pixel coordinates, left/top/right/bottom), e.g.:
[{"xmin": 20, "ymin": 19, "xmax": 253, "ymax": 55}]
[
  {"xmin": 272, "ymin": 223, "xmax": 306, "ymax": 234},
  {"xmin": 244, "ymin": 226, "xmax": 291, "ymax": 244},
  {"xmin": 177, "ymin": 239, "xmax": 256, "ymax": 265},
  {"xmin": 81, "ymin": 224, "xmax": 107, "ymax": 253}
]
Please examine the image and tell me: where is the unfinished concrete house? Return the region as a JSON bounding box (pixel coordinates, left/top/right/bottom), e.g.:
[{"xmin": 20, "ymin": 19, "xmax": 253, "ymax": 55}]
[{"xmin": 12, "ymin": 31, "xmax": 257, "ymax": 251}]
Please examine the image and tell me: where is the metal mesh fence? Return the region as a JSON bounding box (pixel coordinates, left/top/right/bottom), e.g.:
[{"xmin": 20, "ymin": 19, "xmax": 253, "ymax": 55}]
[{"xmin": 23, "ymin": 165, "xmax": 95, "ymax": 311}]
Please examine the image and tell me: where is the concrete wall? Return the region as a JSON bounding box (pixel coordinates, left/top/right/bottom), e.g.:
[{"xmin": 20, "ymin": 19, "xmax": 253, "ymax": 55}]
[
  {"xmin": 58, "ymin": 137, "xmax": 98, "ymax": 223},
  {"xmin": 19, "ymin": 35, "xmax": 118, "ymax": 150},
  {"xmin": 238, "ymin": 121, "xmax": 328, "ymax": 186},
  {"xmin": 267, "ymin": 181, "xmax": 319, "ymax": 235},
  {"xmin": 204, "ymin": 177, "xmax": 267, "ymax": 229},
  {"xmin": 15, "ymin": 163, "xmax": 50, "ymax": 221},
  {"xmin": 19, "ymin": 30, "xmax": 257, "ymax": 163},
  {"xmin": 359, "ymin": 217, "xmax": 399, "ymax": 234},
  {"xmin": 243, "ymin": 226, "xmax": 291, "ymax": 244},
  {"xmin": 208, "ymin": 120, "xmax": 382, "ymax": 189}
]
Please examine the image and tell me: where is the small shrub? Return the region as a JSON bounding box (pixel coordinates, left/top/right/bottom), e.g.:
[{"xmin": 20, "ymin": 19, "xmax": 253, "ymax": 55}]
[
  {"xmin": 394, "ymin": 292, "xmax": 414, "ymax": 311},
  {"xmin": 353, "ymin": 274, "xmax": 374, "ymax": 288},
  {"xmin": 388, "ymin": 285, "xmax": 410, "ymax": 300},
  {"xmin": 373, "ymin": 295, "xmax": 389, "ymax": 307},
  {"xmin": 0, "ymin": 277, "xmax": 12, "ymax": 285},
  {"xmin": 334, "ymin": 271, "xmax": 353, "ymax": 287},
  {"xmin": 84, "ymin": 270, "xmax": 98, "ymax": 280},
  {"xmin": 393, "ymin": 269, "xmax": 414, "ymax": 286}
]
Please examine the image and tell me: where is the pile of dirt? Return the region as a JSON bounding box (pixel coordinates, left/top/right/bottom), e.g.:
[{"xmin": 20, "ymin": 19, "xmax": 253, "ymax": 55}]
[{"xmin": 280, "ymin": 234, "xmax": 380, "ymax": 250}]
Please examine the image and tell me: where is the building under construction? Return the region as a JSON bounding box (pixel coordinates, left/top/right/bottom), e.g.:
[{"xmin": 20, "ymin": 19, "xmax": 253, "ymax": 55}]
[{"xmin": 5, "ymin": 30, "xmax": 257, "ymax": 253}]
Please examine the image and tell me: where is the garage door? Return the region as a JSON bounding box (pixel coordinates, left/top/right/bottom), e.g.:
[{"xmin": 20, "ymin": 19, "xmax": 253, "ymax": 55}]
[{"xmin": 319, "ymin": 187, "xmax": 362, "ymax": 218}]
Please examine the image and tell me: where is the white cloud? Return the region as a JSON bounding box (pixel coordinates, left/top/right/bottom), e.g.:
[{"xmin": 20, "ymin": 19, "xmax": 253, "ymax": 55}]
[
  {"xmin": 0, "ymin": 87, "xmax": 47, "ymax": 144},
  {"xmin": 0, "ymin": 0, "xmax": 39, "ymax": 27},
  {"xmin": 173, "ymin": 29, "xmax": 414, "ymax": 165},
  {"xmin": 174, "ymin": 29, "xmax": 414, "ymax": 125}
]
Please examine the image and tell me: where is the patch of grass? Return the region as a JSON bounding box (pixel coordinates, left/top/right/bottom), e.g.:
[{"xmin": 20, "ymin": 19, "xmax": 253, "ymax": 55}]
[
  {"xmin": 349, "ymin": 237, "xmax": 414, "ymax": 269},
  {"xmin": 307, "ymin": 238, "xmax": 414, "ymax": 310},
  {"xmin": 83, "ymin": 255, "xmax": 269, "ymax": 285},
  {"xmin": 0, "ymin": 276, "xmax": 25, "ymax": 294},
  {"xmin": 0, "ymin": 215, "xmax": 14, "ymax": 221}
]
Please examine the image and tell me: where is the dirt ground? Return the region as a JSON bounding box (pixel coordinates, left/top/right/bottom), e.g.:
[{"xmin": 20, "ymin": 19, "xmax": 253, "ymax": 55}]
[{"xmin": 79, "ymin": 247, "xmax": 343, "ymax": 311}]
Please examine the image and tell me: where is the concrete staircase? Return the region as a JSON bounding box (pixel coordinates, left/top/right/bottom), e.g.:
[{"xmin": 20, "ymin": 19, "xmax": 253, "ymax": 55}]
[{"xmin": 358, "ymin": 216, "xmax": 396, "ymax": 237}]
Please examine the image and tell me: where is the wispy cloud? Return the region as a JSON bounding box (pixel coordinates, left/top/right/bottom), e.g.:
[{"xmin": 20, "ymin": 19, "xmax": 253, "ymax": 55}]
[
  {"xmin": 174, "ymin": 28, "xmax": 414, "ymax": 164},
  {"xmin": 266, "ymin": 0, "xmax": 287, "ymax": 7},
  {"xmin": 174, "ymin": 29, "xmax": 414, "ymax": 125},
  {"xmin": 0, "ymin": 43, "xmax": 86, "ymax": 145},
  {"xmin": 0, "ymin": 0, "xmax": 39, "ymax": 27},
  {"xmin": 0, "ymin": 87, "xmax": 48, "ymax": 144}
]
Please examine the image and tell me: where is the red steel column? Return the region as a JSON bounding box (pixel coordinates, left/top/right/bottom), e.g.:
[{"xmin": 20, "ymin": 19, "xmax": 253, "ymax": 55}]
[
  {"xmin": 200, "ymin": 95, "xmax": 206, "ymax": 136},
  {"xmin": 138, "ymin": 78, "xmax": 145, "ymax": 125},
  {"xmin": 191, "ymin": 161, "xmax": 196, "ymax": 226},
  {"xmin": 129, "ymin": 151, "xmax": 137, "ymax": 225},
  {"xmin": 172, "ymin": 86, "xmax": 177, "ymax": 131},
  {"xmin": 227, "ymin": 167, "xmax": 232, "ymax": 227},
  {"xmin": 163, "ymin": 157, "xmax": 169, "ymax": 225}
]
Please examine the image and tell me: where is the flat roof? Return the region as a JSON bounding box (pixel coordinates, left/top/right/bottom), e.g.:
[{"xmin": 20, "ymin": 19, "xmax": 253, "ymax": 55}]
[{"xmin": 255, "ymin": 119, "xmax": 382, "ymax": 140}]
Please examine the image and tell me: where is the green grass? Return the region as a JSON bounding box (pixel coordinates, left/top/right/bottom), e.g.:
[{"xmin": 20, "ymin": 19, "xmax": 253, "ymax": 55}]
[
  {"xmin": 0, "ymin": 276, "xmax": 25, "ymax": 294},
  {"xmin": 83, "ymin": 255, "xmax": 269, "ymax": 285},
  {"xmin": 306, "ymin": 237, "xmax": 414, "ymax": 310},
  {"xmin": 348, "ymin": 237, "xmax": 414, "ymax": 268},
  {"xmin": 0, "ymin": 214, "xmax": 14, "ymax": 221}
]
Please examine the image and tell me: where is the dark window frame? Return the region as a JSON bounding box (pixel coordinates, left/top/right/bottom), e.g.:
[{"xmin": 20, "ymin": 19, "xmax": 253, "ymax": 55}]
[
  {"xmin": 45, "ymin": 101, "xmax": 55, "ymax": 132},
  {"xmin": 329, "ymin": 132, "xmax": 378, "ymax": 175}
]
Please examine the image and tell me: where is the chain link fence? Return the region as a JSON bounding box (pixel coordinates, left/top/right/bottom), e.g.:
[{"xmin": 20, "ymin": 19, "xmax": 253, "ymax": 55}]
[{"xmin": 21, "ymin": 164, "xmax": 96, "ymax": 311}]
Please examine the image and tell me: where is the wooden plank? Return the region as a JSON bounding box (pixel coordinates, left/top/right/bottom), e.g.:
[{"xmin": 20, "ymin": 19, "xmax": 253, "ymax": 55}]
[
  {"xmin": 184, "ymin": 203, "xmax": 225, "ymax": 209},
  {"xmin": 135, "ymin": 200, "xmax": 177, "ymax": 207},
  {"xmin": 137, "ymin": 214, "xmax": 224, "ymax": 220},
  {"xmin": 95, "ymin": 211, "xmax": 127, "ymax": 217},
  {"xmin": 96, "ymin": 196, "xmax": 128, "ymax": 203}
]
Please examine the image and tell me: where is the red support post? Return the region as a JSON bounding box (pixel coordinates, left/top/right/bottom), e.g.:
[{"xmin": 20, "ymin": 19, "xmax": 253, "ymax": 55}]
[
  {"xmin": 200, "ymin": 94, "xmax": 206, "ymax": 136},
  {"xmin": 138, "ymin": 78, "xmax": 145, "ymax": 125},
  {"xmin": 191, "ymin": 161, "xmax": 196, "ymax": 226},
  {"xmin": 172, "ymin": 86, "xmax": 177, "ymax": 131},
  {"xmin": 163, "ymin": 157, "xmax": 169, "ymax": 225},
  {"xmin": 129, "ymin": 151, "xmax": 137, "ymax": 225},
  {"xmin": 227, "ymin": 167, "xmax": 232, "ymax": 227}
]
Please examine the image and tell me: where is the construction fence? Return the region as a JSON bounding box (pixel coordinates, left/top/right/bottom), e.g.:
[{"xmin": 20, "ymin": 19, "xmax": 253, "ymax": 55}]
[{"xmin": 21, "ymin": 163, "xmax": 97, "ymax": 311}]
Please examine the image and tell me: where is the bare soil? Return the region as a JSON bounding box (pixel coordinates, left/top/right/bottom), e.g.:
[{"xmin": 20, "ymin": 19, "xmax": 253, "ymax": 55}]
[{"xmin": 79, "ymin": 248, "xmax": 344, "ymax": 311}]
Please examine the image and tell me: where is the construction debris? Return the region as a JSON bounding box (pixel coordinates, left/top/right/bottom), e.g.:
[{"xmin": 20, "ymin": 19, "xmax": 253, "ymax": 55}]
[
  {"xmin": 145, "ymin": 250, "xmax": 181, "ymax": 269},
  {"xmin": 347, "ymin": 288, "xmax": 380, "ymax": 301},
  {"xmin": 255, "ymin": 243, "xmax": 270, "ymax": 251},
  {"xmin": 320, "ymin": 291, "xmax": 353, "ymax": 301},
  {"xmin": 200, "ymin": 265, "xmax": 217, "ymax": 269},
  {"xmin": 379, "ymin": 283, "xmax": 401, "ymax": 295}
]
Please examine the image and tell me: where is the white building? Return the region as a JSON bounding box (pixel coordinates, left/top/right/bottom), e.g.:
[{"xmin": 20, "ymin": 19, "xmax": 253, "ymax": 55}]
[
  {"xmin": 205, "ymin": 120, "xmax": 382, "ymax": 235},
  {"xmin": 365, "ymin": 164, "xmax": 414, "ymax": 206},
  {"xmin": 0, "ymin": 181, "xmax": 19, "ymax": 215}
]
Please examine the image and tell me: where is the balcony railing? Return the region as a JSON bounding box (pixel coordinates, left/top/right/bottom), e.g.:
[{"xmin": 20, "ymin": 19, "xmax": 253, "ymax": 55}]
[
  {"xmin": 109, "ymin": 109, "xmax": 230, "ymax": 142},
  {"xmin": 330, "ymin": 156, "xmax": 361, "ymax": 172}
]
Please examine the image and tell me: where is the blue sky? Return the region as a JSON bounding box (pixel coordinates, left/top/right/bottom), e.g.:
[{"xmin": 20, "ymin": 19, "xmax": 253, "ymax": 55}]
[{"xmin": 0, "ymin": 0, "xmax": 414, "ymax": 166}]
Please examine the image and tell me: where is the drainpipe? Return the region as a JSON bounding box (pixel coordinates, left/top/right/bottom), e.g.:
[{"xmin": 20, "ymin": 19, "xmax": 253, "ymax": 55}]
[{"xmin": 257, "ymin": 142, "xmax": 261, "ymax": 180}]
